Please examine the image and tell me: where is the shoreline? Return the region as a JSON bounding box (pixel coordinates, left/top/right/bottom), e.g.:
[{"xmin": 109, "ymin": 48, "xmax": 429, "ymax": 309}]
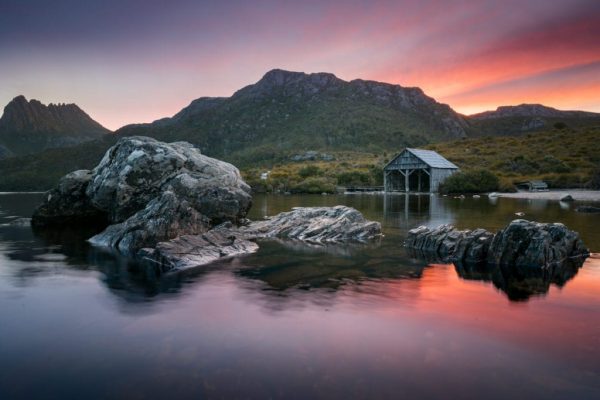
[{"xmin": 496, "ymin": 190, "xmax": 600, "ymax": 202}]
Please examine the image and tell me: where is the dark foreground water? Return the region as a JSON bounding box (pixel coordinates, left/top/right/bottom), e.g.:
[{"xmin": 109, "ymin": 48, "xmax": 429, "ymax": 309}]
[{"xmin": 0, "ymin": 193, "xmax": 599, "ymax": 399}]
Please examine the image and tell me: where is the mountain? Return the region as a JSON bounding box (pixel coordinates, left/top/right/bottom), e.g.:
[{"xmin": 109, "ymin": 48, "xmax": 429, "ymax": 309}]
[
  {"xmin": 2, "ymin": 69, "xmax": 600, "ymax": 191},
  {"xmin": 467, "ymin": 103, "xmax": 600, "ymax": 136},
  {"xmin": 0, "ymin": 95, "xmax": 111, "ymax": 157},
  {"xmin": 116, "ymin": 69, "xmax": 470, "ymax": 166}
]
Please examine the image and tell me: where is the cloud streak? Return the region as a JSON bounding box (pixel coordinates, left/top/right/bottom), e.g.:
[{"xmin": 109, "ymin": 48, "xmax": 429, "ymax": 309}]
[{"xmin": 0, "ymin": 0, "xmax": 599, "ymax": 129}]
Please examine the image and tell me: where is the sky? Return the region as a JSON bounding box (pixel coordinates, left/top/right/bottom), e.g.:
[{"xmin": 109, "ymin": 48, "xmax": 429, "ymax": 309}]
[{"xmin": 1, "ymin": 0, "xmax": 599, "ymax": 130}]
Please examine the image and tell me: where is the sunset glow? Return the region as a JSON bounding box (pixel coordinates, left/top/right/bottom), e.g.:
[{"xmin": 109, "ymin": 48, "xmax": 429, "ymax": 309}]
[{"xmin": 1, "ymin": 0, "xmax": 599, "ymax": 129}]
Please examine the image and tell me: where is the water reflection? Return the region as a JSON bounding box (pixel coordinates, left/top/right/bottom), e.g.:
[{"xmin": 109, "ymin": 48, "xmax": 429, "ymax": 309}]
[
  {"xmin": 454, "ymin": 258, "xmax": 584, "ymax": 301},
  {"xmin": 2, "ymin": 194, "xmax": 600, "ymax": 399},
  {"xmin": 0, "ymin": 192, "xmax": 598, "ymax": 309}
]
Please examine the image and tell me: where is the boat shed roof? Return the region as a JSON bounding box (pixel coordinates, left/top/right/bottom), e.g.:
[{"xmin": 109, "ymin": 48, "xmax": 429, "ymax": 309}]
[{"xmin": 385, "ymin": 148, "xmax": 459, "ymax": 170}]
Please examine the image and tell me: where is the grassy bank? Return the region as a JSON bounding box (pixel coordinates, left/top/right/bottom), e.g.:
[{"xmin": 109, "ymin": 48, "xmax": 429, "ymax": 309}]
[{"xmin": 242, "ymin": 124, "xmax": 600, "ymax": 193}]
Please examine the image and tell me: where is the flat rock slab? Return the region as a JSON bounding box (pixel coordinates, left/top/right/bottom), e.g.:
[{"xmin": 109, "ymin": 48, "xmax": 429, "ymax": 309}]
[
  {"xmin": 140, "ymin": 225, "xmax": 259, "ymax": 271},
  {"xmin": 240, "ymin": 205, "xmax": 382, "ymax": 243},
  {"xmin": 141, "ymin": 206, "xmax": 382, "ymax": 271}
]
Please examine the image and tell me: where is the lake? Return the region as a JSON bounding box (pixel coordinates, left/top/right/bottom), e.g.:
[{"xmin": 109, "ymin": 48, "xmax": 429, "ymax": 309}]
[{"xmin": 0, "ymin": 192, "xmax": 599, "ymax": 399}]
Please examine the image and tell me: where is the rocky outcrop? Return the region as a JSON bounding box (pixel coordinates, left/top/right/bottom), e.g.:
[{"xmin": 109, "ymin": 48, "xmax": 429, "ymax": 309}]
[
  {"xmin": 141, "ymin": 206, "xmax": 382, "ymax": 271},
  {"xmin": 405, "ymin": 225, "xmax": 494, "ymax": 264},
  {"xmin": 33, "ymin": 136, "xmax": 252, "ymax": 253},
  {"xmin": 406, "ymin": 219, "xmax": 588, "ymax": 268},
  {"xmin": 86, "ymin": 137, "xmax": 252, "ymax": 223},
  {"xmin": 31, "ymin": 170, "xmax": 108, "ymax": 226},
  {"xmin": 88, "ymin": 191, "xmax": 211, "ymax": 255},
  {"xmin": 487, "ymin": 220, "xmax": 588, "ymax": 268},
  {"xmin": 240, "ymin": 206, "xmax": 381, "ymax": 243},
  {"xmin": 139, "ymin": 223, "xmax": 259, "ymax": 271},
  {"xmin": 33, "ymin": 136, "xmax": 381, "ymax": 272}
]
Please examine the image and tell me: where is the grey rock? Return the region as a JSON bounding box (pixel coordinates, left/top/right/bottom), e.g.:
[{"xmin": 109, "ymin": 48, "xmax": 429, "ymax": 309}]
[
  {"xmin": 406, "ymin": 219, "xmax": 588, "ymax": 269},
  {"xmin": 487, "ymin": 219, "xmax": 588, "ymax": 268},
  {"xmin": 32, "ymin": 170, "xmax": 107, "ymax": 226},
  {"xmin": 140, "ymin": 206, "xmax": 381, "ymax": 271},
  {"xmin": 86, "ymin": 136, "xmax": 251, "ymax": 223},
  {"xmin": 6, "ymin": 217, "xmax": 32, "ymax": 226},
  {"xmin": 405, "ymin": 225, "xmax": 493, "ymax": 263},
  {"xmin": 89, "ymin": 191, "xmax": 211, "ymax": 255},
  {"xmin": 240, "ymin": 206, "xmax": 382, "ymax": 243},
  {"xmin": 140, "ymin": 223, "xmax": 259, "ymax": 271},
  {"xmin": 32, "ymin": 136, "xmax": 381, "ymax": 272},
  {"xmin": 33, "ymin": 136, "xmax": 251, "ymax": 243}
]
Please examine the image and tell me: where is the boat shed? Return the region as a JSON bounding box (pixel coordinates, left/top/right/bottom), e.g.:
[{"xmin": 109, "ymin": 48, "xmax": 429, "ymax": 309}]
[
  {"xmin": 384, "ymin": 148, "xmax": 459, "ymax": 193},
  {"xmin": 515, "ymin": 180, "xmax": 548, "ymax": 192}
]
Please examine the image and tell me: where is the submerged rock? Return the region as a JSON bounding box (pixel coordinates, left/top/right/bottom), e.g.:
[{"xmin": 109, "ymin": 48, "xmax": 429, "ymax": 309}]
[
  {"xmin": 406, "ymin": 219, "xmax": 588, "ymax": 268},
  {"xmin": 141, "ymin": 206, "xmax": 382, "ymax": 271},
  {"xmin": 560, "ymin": 194, "xmax": 574, "ymax": 202},
  {"xmin": 140, "ymin": 223, "xmax": 259, "ymax": 272}
]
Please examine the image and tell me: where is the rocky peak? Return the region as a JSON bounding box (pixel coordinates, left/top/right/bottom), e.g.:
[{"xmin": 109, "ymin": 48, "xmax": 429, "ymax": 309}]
[
  {"xmin": 0, "ymin": 95, "xmax": 110, "ymax": 136},
  {"xmin": 234, "ymin": 68, "xmax": 344, "ymax": 98}
]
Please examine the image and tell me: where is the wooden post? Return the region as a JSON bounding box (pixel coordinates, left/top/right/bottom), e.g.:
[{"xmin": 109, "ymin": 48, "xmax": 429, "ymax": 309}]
[
  {"xmin": 405, "ymin": 169, "xmax": 409, "ymax": 192},
  {"xmin": 383, "ymin": 170, "xmax": 387, "ymax": 192},
  {"xmin": 418, "ymin": 170, "xmax": 422, "ymax": 192}
]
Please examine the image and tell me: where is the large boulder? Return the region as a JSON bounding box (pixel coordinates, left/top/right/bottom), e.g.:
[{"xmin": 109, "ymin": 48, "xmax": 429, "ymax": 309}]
[
  {"xmin": 32, "ymin": 136, "xmax": 252, "ymax": 254},
  {"xmin": 32, "ymin": 170, "xmax": 107, "ymax": 226},
  {"xmin": 85, "ymin": 137, "xmax": 251, "ymax": 223}
]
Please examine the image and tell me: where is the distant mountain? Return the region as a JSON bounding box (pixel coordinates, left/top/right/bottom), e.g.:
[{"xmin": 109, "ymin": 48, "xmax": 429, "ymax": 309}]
[
  {"xmin": 2, "ymin": 69, "xmax": 600, "ymax": 191},
  {"xmin": 467, "ymin": 103, "xmax": 600, "ymax": 136},
  {"xmin": 0, "ymin": 95, "xmax": 111, "ymax": 157},
  {"xmin": 117, "ymin": 69, "xmax": 470, "ymax": 166}
]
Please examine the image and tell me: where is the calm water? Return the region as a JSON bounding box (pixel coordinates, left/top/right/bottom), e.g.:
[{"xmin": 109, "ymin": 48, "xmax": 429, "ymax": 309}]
[{"xmin": 0, "ymin": 193, "xmax": 599, "ymax": 399}]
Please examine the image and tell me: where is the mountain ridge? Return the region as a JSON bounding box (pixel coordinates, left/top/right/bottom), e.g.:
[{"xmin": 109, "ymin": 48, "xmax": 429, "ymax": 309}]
[
  {"xmin": 0, "ymin": 95, "xmax": 111, "ymax": 157},
  {"xmin": 1, "ymin": 68, "xmax": 599, "ymax": 190},
  {"xmin": 115, "ymin": 68, "xmax": 471, "ymax": 166},
  {"xmin": 470, "ymin": 103, "xmax": 600, "ymax": 120}
]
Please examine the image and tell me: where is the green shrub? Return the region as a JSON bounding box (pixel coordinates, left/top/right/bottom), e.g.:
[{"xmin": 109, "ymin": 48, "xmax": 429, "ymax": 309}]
[
  {"xmin": 291, "ymin": 177, "xmax": 336, "ymax": 194},
  {"xmin": 298, "ymin": 165, "xmax": 321, "ymax": 178},
  {"xmin": 336, "ymin": 170, "xmax": 371, "ymax": 186},
  {"xmin": 540, "ymin": 155, "xmax": 572, "ymax": 173},
  {"xmin": 543, "ymin": 173, "xmax": 587, "ymax": 189},
  {"xmin": 554, "ymin": 122, "xmax": 567, "ymax": 130},
  {"xmin": 439, "ymin": 169, "xmax": 500, "ymax": 194},
  {"xmin": 587, "ymin": 165, "xmax": 600, "ymax": 189}
]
